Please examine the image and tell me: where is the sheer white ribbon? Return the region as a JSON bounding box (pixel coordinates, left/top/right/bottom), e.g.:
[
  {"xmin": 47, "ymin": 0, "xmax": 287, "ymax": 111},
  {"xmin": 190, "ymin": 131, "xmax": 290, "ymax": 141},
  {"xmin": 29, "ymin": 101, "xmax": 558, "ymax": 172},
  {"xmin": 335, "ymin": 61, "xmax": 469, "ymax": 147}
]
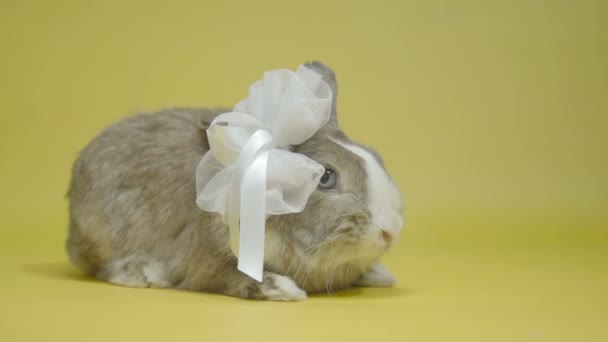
[{"xmin": 195, "ymin": 65, "xmax": 333, "ymax": 281}]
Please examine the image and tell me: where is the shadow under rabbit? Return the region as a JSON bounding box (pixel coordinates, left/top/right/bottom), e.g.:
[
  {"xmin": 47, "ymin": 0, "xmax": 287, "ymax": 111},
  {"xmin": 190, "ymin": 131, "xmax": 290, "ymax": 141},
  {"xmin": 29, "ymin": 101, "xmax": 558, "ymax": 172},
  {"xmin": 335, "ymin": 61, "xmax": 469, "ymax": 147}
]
[
  {"xmin": 21, "ymin": 262, "xmax": 98, "ymax": 283},
  {"xmin": 22, "ymin": 262, "xmax": 413, "ymax": 301}
]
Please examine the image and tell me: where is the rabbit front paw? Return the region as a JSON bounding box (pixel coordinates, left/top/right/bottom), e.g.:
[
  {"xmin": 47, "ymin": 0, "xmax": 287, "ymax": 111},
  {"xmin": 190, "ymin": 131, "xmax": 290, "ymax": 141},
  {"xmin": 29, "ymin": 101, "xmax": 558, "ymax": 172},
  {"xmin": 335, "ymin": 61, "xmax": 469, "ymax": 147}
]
[
  {"xmin": 355, "ymin": 263, "xmax": 396, "ymax": 287},
  {"xmin": 259, "ymin": 272, "xmax": 307, "ymax": 301}
]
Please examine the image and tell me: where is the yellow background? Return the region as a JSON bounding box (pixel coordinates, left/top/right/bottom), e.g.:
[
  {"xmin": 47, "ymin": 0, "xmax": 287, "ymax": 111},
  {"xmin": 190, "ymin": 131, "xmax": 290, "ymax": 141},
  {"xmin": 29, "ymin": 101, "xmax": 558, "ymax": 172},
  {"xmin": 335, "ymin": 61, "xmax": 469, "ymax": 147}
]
[{"xmin": 1, "ymin": 1, "xmax": 606, "ymax": 341}]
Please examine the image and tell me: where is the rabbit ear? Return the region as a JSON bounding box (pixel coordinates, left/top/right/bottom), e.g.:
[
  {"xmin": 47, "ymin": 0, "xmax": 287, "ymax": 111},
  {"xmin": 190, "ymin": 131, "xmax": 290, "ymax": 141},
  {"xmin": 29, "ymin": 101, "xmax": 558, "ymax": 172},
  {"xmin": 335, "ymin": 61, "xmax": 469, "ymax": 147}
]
[{"xmin": 303, "ymin": 61, "xmax": 339, "ymax": 127}]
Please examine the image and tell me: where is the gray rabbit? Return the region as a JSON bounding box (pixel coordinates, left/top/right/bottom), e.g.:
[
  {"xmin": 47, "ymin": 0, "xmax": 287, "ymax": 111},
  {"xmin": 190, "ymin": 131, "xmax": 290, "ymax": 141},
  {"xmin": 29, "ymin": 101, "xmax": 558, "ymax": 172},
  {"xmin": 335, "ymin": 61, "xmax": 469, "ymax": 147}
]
[{"xmin": 66, "ymin": 61, "xmax": 403, "ymax": 301}]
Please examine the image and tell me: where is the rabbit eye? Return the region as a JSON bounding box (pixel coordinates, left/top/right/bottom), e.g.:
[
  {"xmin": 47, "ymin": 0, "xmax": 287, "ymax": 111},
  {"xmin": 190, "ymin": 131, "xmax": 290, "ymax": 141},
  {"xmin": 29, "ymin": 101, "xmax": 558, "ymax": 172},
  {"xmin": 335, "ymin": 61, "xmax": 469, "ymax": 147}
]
[{"xmin": 318, "ymin": 168, "xmax": 337, "ymax": 189}]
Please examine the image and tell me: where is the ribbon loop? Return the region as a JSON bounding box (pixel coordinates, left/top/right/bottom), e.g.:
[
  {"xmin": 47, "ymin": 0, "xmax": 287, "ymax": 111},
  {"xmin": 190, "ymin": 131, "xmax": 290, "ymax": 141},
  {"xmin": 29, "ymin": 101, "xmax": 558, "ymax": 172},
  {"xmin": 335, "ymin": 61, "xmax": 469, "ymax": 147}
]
[
  {"xmin": 207, "ymin": 112, "xmax": 266, "ymax": 165},
  {"xmin": 195, "ymin": 65, "xmax": 333, "ymax": 281}
]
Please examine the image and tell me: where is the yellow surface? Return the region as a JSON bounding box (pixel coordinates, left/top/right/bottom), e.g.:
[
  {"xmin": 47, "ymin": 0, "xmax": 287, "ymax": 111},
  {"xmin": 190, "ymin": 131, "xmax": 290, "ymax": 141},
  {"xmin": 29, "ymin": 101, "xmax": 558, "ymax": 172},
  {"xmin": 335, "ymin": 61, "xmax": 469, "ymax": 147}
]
[{"xmin": 1, "ymin": 1, "xmax": 607, "ymax": 341}]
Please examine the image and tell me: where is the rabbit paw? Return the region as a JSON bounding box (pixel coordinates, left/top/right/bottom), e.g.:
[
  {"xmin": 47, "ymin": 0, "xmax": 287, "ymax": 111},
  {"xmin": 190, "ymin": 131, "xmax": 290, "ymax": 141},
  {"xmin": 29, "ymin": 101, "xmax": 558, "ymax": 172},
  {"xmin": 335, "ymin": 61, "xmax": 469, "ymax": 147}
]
[
  {"xmin": 101, "ymin": 256, "xmax": 170, "ymax": 288},
  {"xmin": 259, "ymin": 272, "xmax": 307, "ymax": 301},
  {"xmin": 355, "ymin": 263, "xmax": 396, "ymax": 287}
]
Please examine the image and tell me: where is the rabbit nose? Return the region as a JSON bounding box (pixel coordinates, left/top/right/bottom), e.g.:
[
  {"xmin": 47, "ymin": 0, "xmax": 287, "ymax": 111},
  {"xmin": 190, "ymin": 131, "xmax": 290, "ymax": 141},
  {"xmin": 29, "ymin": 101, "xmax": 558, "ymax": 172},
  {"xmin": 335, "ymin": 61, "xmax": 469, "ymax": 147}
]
[
  {"xmin": 381, "ymin": 228, "xmax": 396, "ymax": 243},
  {"xmin": 375, "ymin": 211, "xmax": 402, "ymax": 243}
]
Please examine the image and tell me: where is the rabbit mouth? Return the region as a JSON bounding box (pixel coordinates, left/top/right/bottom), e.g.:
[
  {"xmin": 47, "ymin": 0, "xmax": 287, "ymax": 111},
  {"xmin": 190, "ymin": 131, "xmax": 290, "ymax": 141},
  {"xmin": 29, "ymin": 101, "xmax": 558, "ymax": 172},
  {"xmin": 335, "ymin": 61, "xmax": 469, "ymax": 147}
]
[{"xmin": 333, "ymin": 220, "xmax": 397, "ymax": 254}]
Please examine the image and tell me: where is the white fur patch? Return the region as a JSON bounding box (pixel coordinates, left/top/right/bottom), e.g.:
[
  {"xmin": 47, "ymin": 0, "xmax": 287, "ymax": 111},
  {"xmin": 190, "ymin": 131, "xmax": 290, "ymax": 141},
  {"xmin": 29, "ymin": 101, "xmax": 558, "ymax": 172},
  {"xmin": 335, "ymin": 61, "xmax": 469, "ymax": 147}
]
[
  {"xmin": 331, "ymin": 138, "xmax": 403, "ymax": 240},
  {"xmin": 105, "ymin": 258, "xmax": 169, "ymax": 288},
  {"xmin": 261, "ymin": 274, "xmax": 307, "ymax": 301},
  {"xmin": 107, "ymin": 272, "xmax": 150, "ymax": 288},
  {"xmin": 142, "ymin": 262, "xmax": 170, "ymax": 287}
]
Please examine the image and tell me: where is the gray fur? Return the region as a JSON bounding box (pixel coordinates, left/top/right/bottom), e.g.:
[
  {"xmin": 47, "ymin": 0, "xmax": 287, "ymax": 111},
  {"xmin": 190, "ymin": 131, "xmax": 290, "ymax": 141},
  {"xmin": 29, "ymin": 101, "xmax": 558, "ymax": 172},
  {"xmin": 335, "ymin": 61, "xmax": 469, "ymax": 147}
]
[{"xmin": 66, "ymin": 61, "xmax": 402, "ymax": 301}]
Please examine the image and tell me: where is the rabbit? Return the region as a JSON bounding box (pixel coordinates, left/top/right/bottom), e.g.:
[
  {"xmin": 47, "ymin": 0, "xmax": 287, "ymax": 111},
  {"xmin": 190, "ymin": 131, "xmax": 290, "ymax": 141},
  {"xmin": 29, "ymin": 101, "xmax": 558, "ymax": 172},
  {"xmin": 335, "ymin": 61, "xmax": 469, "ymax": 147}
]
[{"xmin": 66, "ymin": 61, "xmax": 404, "ymax": 301}]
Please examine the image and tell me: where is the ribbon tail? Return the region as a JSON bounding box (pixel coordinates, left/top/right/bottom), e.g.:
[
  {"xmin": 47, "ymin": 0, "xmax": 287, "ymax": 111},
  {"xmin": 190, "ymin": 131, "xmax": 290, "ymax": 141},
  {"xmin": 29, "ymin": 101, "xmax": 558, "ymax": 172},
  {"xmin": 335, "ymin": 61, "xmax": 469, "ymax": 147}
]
[
  {"xmin": 237, "ymin": 151, "xmax": 269, "ymax": 282},
  {"xmin": 228, "ymin": 174, "xmax": 241, "ymax": 257}
]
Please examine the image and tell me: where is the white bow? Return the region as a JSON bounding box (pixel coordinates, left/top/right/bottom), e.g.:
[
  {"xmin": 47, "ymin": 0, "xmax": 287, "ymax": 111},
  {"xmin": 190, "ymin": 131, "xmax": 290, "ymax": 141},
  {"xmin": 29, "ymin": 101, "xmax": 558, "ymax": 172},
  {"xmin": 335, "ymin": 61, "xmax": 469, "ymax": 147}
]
[{"xmin": 195, "ymin": 65, "xmax": 333, "ymax": 281}]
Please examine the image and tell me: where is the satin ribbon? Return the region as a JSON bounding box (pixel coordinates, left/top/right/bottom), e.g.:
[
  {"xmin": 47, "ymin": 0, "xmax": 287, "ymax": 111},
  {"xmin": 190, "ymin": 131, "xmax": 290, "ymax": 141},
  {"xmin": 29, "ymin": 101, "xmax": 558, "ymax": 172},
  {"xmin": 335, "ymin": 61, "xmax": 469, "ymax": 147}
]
[
  {"xmin": 196, "ymin": 65, "xmax": 332, "ymax": 281},
  {"xmin": 206, "ymin": 114, "xmax": 273, "ymax": 281}
]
